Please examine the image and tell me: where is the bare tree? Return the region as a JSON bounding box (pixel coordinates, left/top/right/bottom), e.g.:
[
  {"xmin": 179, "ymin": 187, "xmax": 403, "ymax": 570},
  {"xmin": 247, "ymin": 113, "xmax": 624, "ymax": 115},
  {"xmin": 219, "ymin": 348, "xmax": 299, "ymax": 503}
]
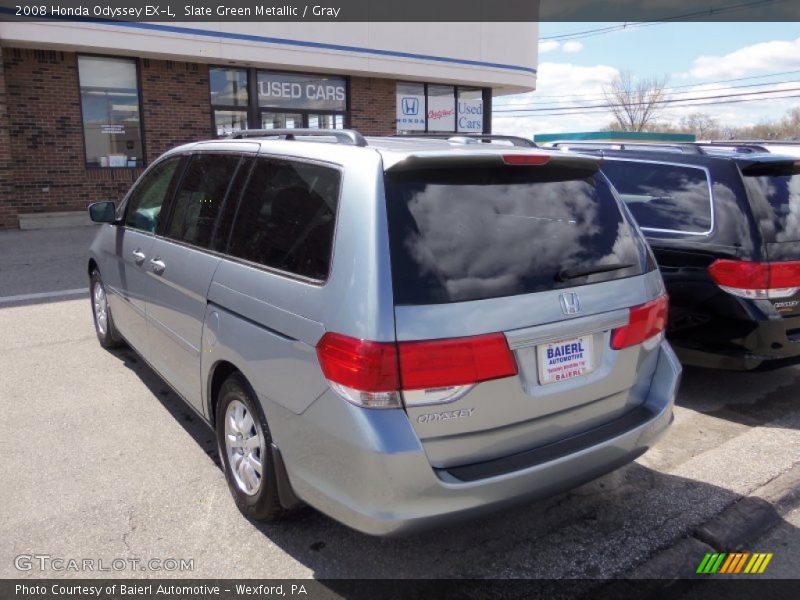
[
  {"xmin": 603, "ymin": 71, "xmax": 669, "ymax": 132},
  {"xmin": 678, "ymin": 112, "xmax": 720, "ymax": 139}
]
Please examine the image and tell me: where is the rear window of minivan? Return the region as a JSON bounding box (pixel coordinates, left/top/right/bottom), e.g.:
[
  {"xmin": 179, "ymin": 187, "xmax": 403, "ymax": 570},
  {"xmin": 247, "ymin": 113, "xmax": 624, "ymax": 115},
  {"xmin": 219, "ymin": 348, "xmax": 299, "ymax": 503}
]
[{"xmin": 384, "ymin": 166, "xmax": 646, "ymax": 305}]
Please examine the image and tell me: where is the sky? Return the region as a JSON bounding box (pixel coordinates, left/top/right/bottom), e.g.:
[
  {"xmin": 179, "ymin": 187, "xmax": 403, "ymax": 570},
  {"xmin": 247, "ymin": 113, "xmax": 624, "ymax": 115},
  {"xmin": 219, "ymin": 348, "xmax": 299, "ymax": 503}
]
[{"xmin": 493, "ymin": 22, "xmax": 800, "ymax": 136}]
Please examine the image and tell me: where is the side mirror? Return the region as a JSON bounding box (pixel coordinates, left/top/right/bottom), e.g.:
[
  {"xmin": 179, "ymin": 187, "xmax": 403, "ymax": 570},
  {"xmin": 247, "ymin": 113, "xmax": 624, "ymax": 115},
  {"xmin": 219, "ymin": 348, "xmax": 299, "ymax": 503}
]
[{"xmin": 88, "ymin": 201, "xmax": 118, "ymax": 224}]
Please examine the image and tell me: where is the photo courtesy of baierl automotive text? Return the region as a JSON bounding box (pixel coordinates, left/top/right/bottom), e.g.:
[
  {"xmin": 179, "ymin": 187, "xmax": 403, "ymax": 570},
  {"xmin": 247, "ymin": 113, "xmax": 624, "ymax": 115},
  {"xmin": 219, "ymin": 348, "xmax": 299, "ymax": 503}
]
[{"xmin": 1, "ymin": 0, "xmax": 800, "ymax": 598}]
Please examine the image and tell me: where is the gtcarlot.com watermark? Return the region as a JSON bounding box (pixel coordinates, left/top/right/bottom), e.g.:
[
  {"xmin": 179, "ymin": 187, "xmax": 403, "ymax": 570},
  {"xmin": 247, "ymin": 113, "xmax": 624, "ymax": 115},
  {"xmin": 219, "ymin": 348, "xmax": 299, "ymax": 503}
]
[{"xmin": 14, "ymin": 554, "xmax": 194, "ymax": 573}]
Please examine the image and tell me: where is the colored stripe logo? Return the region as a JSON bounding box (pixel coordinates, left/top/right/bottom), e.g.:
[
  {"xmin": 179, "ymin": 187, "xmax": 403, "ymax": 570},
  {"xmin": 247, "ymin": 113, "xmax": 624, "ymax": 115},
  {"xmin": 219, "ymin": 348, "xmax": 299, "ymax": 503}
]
[{"xmin": 696, "ymin": 552, "xmax": 773, "ymax": 574}]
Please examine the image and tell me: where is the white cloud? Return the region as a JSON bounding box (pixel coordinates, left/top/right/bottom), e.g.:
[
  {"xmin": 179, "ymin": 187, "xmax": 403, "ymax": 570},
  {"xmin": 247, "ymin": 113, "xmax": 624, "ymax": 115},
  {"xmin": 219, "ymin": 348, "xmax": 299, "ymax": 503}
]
[
  {"xmin": 687, "ymin": 37, "xmax": 800, "ymax": 79},
  {"xmin": 493, "ymin": 62, "xmax": 620, "ymax": 135},
  {"xmin": 562, "ymin": 41, "xmax": 584, "ymax": 54},
  {"xmin": 538, "ymin": 40, "xmax": 560, "ymax": 54}
]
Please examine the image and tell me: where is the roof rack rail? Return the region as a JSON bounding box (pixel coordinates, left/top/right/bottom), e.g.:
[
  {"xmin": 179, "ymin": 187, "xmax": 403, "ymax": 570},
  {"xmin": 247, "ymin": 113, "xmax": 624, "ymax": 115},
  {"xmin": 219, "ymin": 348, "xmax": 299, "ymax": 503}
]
[
  {"xmin": 552, "ymin": 141, "xmax": 703, "ymax": 155},
  {"xmin": 700, "ymin": 139, "xmax": 800, "ymax": 145},
  {"xmin": 694, "ymin": 142, "xmax": 768, "ymax": 155},
  {"xmin": 391, "ymin": 133, "xmax": 537, "ymax": 147},
  {"xmin": 225, "ymin": 128, "xmax": 368, "ymax": 147}
]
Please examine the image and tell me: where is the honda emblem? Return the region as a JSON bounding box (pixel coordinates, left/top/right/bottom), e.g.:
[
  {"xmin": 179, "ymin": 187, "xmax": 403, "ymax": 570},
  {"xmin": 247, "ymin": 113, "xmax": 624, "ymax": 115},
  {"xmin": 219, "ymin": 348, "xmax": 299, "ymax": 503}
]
[{"xmin": 559, "ymin": 292, "xmax": 581, "ymax": 315}]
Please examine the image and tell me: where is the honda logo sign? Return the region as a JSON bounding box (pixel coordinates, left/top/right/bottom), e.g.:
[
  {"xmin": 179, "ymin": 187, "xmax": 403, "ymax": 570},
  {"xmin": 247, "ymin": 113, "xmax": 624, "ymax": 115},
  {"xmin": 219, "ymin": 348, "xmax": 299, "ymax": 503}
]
[{"xmin": 401, "ymin": 97, "xmax": 419, "ymax": 116}]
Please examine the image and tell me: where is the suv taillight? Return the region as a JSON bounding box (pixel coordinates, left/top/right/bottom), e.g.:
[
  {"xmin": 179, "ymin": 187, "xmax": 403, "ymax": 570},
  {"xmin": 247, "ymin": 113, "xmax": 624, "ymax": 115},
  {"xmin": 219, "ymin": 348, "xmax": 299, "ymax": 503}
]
[
  {"xmin": 708, "ymin": 259, "xmax": 800, "ymax": 299},
  {"xmin": 611, "ymin": 295, "xmax": 668, "ymax": 350},
  {"xmin": 316, "ymin": 332, "xmax": 518, "ymax": 409}
]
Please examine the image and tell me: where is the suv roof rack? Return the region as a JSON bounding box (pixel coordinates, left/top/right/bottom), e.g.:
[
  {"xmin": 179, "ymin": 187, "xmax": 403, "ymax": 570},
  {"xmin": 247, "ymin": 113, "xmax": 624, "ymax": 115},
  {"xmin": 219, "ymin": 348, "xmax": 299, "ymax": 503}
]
[
  {"xmin": 550, "ymin": 141, "xmax": 703, "ymax": 155},
  {"xmin": 392, "ymin": 133, "xmax": 537, "ymax": 148},
  {"xmin": 700, "ymin": 139, "xmax": 800, "ymax": 145},
  {"xmin": 225, "ymin": 128, "xmax": 368, "ymax": 147},
  {"xmin": 694, "ymin": 142, "xmax": 769, "ymax": 155}
]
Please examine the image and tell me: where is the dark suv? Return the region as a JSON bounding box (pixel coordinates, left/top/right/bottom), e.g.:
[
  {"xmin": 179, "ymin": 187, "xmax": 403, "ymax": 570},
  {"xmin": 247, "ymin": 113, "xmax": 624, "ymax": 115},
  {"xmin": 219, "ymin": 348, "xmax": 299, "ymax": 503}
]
[{"xmin": 586, "ymin": 148, "xmax": 800, "ymax": 370}]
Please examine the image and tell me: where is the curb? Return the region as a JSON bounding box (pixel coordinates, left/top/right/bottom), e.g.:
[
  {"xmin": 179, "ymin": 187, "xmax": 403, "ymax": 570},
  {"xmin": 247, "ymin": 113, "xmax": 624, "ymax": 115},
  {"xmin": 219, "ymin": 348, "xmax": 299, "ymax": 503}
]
[
  {"xmin": 694, "ymin": 462, "xmax": 800, "ymax": 551},
  {"xmin": 591, "ymin": 462, "xmax": 800, "ymax": 598}
]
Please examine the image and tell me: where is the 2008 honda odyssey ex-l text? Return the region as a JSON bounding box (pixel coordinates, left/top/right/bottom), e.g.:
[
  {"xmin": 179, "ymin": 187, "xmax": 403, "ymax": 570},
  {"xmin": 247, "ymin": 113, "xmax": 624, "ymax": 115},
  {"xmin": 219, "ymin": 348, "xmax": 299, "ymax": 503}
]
[{"xmin": 87, "ymin": 130, "xmax": 681, "ymax": 535}]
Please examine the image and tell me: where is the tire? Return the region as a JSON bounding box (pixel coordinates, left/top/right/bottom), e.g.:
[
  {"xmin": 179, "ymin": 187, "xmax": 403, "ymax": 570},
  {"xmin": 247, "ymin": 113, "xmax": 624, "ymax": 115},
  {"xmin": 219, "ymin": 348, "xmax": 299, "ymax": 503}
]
[
  {"xmin": 90, "ymin": 270, "xmax": 124, "ymax": 349},
  {"xmin": 216, "ymin": 373, "xmax": 284, "ymax": 521}
]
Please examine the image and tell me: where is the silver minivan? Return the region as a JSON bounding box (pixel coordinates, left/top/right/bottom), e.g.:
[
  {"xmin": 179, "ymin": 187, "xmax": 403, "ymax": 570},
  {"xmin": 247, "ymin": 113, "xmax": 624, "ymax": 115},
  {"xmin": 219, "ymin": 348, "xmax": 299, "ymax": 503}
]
[{"xmin": 87, "ymin": 130, "xmax": 681, "ymax": 535}]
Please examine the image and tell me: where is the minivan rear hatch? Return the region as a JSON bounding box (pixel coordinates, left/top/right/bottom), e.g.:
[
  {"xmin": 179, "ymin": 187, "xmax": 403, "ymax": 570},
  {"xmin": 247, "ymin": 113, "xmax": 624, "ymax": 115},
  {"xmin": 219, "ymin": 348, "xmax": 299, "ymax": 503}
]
[
  {"xmin": 383, "ymin": 152, "xmax": 662, "ymax": 468},
  {"xmin": 740, "ymin": 157, "xmax": 800, "ymax": 317}
]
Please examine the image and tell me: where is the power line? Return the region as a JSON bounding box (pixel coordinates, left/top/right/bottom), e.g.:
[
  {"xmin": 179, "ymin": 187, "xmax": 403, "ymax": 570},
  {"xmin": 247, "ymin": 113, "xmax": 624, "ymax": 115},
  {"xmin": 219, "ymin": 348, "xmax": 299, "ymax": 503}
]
[
  {"xmin": 494, "ymin": 79, "xmax": 800, "ymax": 112},
  {"xmin": 494, "ymin": 70, "xmax": 800, "ymax": 104},
  {"xmin": 493, "ymin": 92, "xmax": 800, "ymax": 118},
  {"xmin": 495, "ymin": 79, "xmax": 800, "ymax": 111},
  {"xmin": 540, "ymin": 0, "xmax": 785, "ymax": 42},
  {"xmin": 494, "ymin": 86, "xmax": 800, "ymax": 115}
]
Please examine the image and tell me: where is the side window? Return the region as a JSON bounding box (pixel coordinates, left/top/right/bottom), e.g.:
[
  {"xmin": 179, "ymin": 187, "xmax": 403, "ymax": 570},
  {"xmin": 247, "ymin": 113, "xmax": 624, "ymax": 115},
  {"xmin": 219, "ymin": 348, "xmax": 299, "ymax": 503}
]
[
  {"xmin": 165, "ymin": 154, "xmax": 242, "ymax": 249},
  {"xmin": 124, "ymin": 157, "xmax": 181, "ymax": 233},
  {"xmin": 228, "ymin": 158, "xmax": 341, "ymax": 280},
  {"xmin": 602, "ymin": 161, "xmax": 712, "ymax": 234}
]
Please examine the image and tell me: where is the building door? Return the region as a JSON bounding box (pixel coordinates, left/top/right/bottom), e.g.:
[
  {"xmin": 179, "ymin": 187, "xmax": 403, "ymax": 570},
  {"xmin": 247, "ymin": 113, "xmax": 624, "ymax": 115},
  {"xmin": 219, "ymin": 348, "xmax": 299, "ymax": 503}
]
[
  {"xmin": 308, "ymin": 114, "xmax": 344, "ymax": 129},
  {"xmin": 260, "ymin": 112, "xmax": 304, "ymax": 129}
]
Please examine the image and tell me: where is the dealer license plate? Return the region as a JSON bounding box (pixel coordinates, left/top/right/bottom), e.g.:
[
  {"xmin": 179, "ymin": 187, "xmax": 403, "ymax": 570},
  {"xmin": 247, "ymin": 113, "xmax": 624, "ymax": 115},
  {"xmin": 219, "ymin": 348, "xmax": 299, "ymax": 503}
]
[{"xmin": 536, "ymin": 335, "xmax": 595, "ymax": 385}]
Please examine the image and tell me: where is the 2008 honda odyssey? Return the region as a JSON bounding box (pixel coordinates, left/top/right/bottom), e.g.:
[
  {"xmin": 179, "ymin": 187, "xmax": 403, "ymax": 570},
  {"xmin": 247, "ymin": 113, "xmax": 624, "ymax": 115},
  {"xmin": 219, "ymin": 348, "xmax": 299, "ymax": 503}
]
[{"xmin": 87, "ymin": 130, "xmax": 681, "ymax": 535}]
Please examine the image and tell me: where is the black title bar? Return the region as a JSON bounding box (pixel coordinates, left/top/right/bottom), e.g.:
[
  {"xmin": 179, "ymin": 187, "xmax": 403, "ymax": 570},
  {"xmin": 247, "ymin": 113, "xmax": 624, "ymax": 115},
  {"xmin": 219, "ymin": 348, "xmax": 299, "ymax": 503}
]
[
  {"xmin": 5, "ymin": 579, "xmax": 800, "ymax": 600},
  {"xmin": 2, "ymin": 0, "xmax": 800, "ymax": 22}
]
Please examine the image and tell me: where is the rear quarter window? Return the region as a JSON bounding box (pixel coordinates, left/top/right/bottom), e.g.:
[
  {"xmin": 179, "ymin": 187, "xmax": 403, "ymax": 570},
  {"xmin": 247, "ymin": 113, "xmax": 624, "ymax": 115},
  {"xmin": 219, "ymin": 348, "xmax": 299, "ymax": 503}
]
[
  {"xmin": 743, "ymin": 172, "xmax": 800, "ymax": 243},
  {"xmin": 601, "ymin": 160, "xmax": 712, "ymax": 234},
  {"xmin": 385, "ymin": 166, "xmax": 647, "ymax": 305},
  {"xmin": 227, "ymin": 157, "xmax": 341, "ymax": 281}
]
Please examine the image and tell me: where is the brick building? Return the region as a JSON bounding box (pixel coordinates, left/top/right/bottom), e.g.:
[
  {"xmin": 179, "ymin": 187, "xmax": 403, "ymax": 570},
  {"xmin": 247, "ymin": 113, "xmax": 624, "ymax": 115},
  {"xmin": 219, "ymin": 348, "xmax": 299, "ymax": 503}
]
[{"xmin": 0, "ymin": 21, "xmax": 538, "ymax": 229}]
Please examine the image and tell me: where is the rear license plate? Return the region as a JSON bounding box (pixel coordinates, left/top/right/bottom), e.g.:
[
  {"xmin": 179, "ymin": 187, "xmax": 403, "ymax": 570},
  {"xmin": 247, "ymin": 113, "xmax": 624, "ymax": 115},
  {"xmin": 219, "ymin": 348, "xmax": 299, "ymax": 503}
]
[{"xmin": 537, "ymin": 335, "xmax": 595, "ymax": 385}]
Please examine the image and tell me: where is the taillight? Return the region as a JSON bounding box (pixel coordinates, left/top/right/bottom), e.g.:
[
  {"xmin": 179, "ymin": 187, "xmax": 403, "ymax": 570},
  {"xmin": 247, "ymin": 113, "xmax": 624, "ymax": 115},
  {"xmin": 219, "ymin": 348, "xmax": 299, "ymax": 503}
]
[
  {"xmin": 611, "ymin": 295, "xmax": 668, "ymax": 350},
  {"xmin": 316, "ymin": 332, "xmax": 518, "ymax": 409},
  {"xmin": 315, "ymin": 333, "xmax": 401, "ymax": 408},
  {"xmin": 398, "ymin": 333, "xmax": 518, "ymax": 389},
  {"xmin": 502, "ymin": 154, "xmax": 550, "ymax": 165},
  {"xmin": 708, "ymin": 259, "xmax": 800, "ymax": 299}
]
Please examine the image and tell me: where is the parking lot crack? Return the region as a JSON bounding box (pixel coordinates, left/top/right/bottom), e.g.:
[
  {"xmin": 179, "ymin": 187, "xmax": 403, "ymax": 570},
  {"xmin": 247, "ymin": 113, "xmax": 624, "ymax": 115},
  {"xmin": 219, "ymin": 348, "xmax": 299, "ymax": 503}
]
[{"xmin": 121, "ymin": 506, "xmax": 138, "ymax": 555}]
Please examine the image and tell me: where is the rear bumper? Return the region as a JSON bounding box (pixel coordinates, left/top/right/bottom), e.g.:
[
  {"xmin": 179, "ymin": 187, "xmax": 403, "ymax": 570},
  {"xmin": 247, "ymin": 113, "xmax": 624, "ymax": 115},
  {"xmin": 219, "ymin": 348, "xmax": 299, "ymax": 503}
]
[
  {"xmin": 671, "ymin": 317, "xmax": 800, "ymax": 370},
  {"xmin": 274, "ymin": 341, "xmax": 681, "ymax": 536}
]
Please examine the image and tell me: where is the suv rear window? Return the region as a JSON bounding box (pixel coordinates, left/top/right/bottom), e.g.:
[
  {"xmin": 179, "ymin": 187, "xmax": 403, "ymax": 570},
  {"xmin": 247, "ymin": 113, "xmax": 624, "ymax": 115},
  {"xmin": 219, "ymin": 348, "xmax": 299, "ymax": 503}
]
[
  {"xmin": 742, "ymin": 169, "xmax": 800, "ymax": 243},
  {"xmin": 601, "ymin": 160, "xmax": 712, "ymax": 234},
  {"xmin": 384, "ymin": 166, "xmax": 646, "ymax": 305}
]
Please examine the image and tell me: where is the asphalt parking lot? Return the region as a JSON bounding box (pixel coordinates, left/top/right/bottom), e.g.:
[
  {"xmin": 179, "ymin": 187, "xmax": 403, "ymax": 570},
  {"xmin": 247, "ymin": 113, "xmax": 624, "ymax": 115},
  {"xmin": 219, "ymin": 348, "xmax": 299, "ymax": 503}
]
[{"xmin": 1, "ymin": 226, "xmax": 799, "ymax": 586}]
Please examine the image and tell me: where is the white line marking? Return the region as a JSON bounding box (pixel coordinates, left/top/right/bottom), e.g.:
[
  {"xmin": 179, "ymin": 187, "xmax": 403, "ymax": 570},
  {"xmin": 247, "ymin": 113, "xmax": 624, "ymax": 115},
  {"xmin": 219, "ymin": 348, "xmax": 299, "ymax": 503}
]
[{"xmin": 0, "ymin": 288, "xmax": 88, "ymax": 304}]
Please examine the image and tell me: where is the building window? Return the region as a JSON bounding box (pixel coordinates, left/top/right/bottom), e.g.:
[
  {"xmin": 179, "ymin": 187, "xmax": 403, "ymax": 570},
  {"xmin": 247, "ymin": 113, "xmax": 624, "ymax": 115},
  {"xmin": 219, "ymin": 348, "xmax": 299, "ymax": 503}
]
[
  {"xmin": 457, "ymin": 87, "xmax": 484, "ymax": 133},
  {"xmin": 209, "ymin": 68, "xmax": 348, "ymax": 136},
  {"xmin": 78, "ymin": 56, "xmax": 144, "ymax": 168},
  {"xmin": 396, "ymin": 82, "xmax": 426, "ymax": 132},
  {"xmin": 396, "ymin": 82, "xmax": 486, "ymax": 134},
  {"xmin": 210, "ymin": 67, "xmax": 249, "ymax": 136},
  {"xmin": 257, "ymin": 71, "xmax": 347, "ymax": 130},
  {"xmin": 427, "ymin": 85, "xmax": 455, "ymax": 132}
]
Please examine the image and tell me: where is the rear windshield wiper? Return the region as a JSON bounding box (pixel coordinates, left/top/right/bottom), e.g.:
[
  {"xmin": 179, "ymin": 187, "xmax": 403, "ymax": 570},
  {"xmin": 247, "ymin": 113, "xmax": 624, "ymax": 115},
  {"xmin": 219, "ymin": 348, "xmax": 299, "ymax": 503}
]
[{"xmin": 556, "ymin": 262, "xmax": 634, "ymax": 282}]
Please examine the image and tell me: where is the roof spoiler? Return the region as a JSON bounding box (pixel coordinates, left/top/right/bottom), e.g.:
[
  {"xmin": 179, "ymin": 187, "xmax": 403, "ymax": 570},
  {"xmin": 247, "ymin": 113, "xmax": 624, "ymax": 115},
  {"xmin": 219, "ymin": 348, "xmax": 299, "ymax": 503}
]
[
  {"xmin": 386, "ymin": 151, "xmax": 601, "ymax": 173},
  {"xmin": 391, "ymin": 133, "xmax": 536, "ymax": 147},
  {"xmin": 738, "ymin": 158, "xmax": 800, "ymax": 177}
]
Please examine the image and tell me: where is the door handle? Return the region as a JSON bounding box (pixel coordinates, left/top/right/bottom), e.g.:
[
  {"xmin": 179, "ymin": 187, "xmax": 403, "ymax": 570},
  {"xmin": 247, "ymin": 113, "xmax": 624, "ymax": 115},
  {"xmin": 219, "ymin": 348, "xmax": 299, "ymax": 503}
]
[
  {"xmin": 131, "ymin": 249, "xmax": 146, "ymax": 264},
  {"xmin": 150, "ymin": 258, "xmax": 166, "ymax": 275}
]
